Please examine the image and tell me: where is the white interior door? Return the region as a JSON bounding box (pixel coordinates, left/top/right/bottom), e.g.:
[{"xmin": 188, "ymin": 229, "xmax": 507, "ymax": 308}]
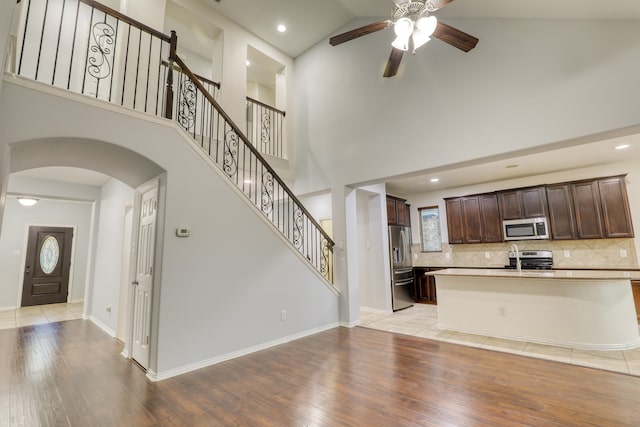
[{"xmin": 131, "ymin": 185, "xmax": 158, "ymax": 369}]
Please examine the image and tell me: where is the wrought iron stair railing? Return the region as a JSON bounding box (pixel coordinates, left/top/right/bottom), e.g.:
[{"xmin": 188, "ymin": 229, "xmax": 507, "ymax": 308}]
[
  {"xmin": 12, "ymin": 0, "xmax": 334, "ymax": 283},
  {"xmin": 246, "ymin": 96, "xmax": 286, "ymax": 159}
]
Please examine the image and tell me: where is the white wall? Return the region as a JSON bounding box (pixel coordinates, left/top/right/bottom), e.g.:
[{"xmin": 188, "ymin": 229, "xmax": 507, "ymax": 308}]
[
  {"xmin": 0, "ymin": 78, "xmax": 339, "ymax": 378},
  {"xmin": 293, "ymin": 18, "xmax": 640, "ymax": 194},
  {"xmin": 0, "ymin": 192, "xmax": 94, "ymax": 308},
  {"xmin": 89, "ymin": 178, "xmax": 134, "ymax": 333}
]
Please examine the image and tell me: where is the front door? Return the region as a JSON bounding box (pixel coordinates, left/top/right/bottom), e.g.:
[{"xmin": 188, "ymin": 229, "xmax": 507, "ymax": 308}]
[
  {"xmin": 22, "ymin": 226, "xmax": 74, "ymax": 307},
  {"xmin": 131, "ymin": 184, "xmax": 158, "ymax": 369}
]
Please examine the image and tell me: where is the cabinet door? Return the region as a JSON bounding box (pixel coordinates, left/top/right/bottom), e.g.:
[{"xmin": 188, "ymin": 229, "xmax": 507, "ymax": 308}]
[
  {"xmin": 572, "ymin": 181, "xmax": 604, "ymax": 239},
  {"xmin": 632, "ymin": 281, "xmax": 640, "ymax": 323},
  {"xmin": 386, "ymin": 197, "xmax": 397, "ymax": 225},
  {"xmin": 498, "ymin": 190, "xmax": 523, "ymax": 219},
  {"xmin": 521, "ymin": 187, "xmax": 547, "ymax": 218},
  {"xmin": 546, "ymin": 184, "xmax": 577, "ymax": 240},
  {"xmin": 414, "ymin": 268, "xmax": 438, "ymax": 304},
  {"xmin": 445, "ymin": 199, "xmax": 464, "ymax": 244},
  {"xmin": 598, "ymin": 177, "xmax": 634, "ymax": 238},
  {"xmin": 397, "ymin": 202, "xmax": 411, "ymax": 226},
  {"xmin": 462, "ymin": 197, "xmax": 482, "ymax": 244},
  {"xmin": 479, "ymin": 194, "xmax": 502, "ymax": 242}
]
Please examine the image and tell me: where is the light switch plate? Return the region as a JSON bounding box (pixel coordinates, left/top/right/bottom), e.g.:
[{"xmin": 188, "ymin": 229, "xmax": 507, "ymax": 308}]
[
  {"xmin": 563, "ymin": 250, "xmax": 570, "ymax": 258},
  {"xmin": 620, "ymin": 249, "xmax": 628, "ymax": 258}
]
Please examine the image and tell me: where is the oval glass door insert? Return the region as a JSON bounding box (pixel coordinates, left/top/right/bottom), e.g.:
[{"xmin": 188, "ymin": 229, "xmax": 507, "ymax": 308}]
[{"xmin": 40, "ymin": 235, "xmax": 60, "ymax": 274}]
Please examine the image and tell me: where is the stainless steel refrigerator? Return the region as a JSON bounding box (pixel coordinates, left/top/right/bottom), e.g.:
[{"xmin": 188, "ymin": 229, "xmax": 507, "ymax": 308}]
[{"xmin": 389, "ymin": 225, "xmax": 414, "ymax": 311}]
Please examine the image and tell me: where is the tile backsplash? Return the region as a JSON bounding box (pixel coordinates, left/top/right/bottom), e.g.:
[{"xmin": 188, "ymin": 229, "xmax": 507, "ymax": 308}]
[{"xmin": 412, "ymin": 239, "xmax": 639, "ymax": 269}]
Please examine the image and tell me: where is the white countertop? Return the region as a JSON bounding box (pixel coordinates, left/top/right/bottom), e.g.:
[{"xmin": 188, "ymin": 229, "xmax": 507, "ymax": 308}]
[{"xmin": 429, "ymin": 268, "xmax": 640, "ymax": 281}]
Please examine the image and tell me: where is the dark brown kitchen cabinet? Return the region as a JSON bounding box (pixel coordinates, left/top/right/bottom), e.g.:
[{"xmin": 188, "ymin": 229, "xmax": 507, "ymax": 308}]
[
  {"xmin": 478, "ymin": 193, "xmax": 503, "ymax": 242},
  {"xmin": 445, "ymin": 195, "xmax": 501, "ymax": 244},
  {"xmin": 572, "ymin": 181, "xmax": 605, "ymax": 239},
  {"xmin": 498, "ymin": 186, "xmax": 547, "ymax": 219},
  {"xmin": 546, "ymin": 184, "xmax": 578, "ymax": 240},
  {"xmin": 446, "ymin": 197, "xmax": 481, "ymax": 244},
  {"xmin": 414, "ymin": 267, "xmax": 442, "ymax": 304},
  {"xmin": 387, "ymin": 196, "xmax": 411, "ymax": 226},
  {"xmin": 632, "ymin": 281, "xmax": 640, "ymax": 323},
  {"xmin": 598, "ymin": 176, "xmax": 634, "ymax": 238}
]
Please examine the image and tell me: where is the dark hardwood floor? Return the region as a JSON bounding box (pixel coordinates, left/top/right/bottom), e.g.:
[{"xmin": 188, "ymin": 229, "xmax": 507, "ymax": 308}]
[{"xmin": 2, "ymin": 320, "xmax": 640, "ymax": 426}]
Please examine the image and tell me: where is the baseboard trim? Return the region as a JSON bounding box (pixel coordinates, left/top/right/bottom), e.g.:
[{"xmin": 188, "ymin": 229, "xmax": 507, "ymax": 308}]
[
  {"xmin": 88, "ymin": 315, "xmax": 116, "ymax": 338},
  {"xmin": 0, "ymin": 305, "xmax": 17, "ymax": 312},
  {"xmin": 149, "ymin": 323, "xmax": 340, "ymax": 382}
]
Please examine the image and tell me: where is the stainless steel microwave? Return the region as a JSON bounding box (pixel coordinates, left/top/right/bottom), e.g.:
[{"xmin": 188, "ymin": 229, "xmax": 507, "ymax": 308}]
[{"xmin": 503, "ymin": 217, "xmax": 549, "ymax": 241}]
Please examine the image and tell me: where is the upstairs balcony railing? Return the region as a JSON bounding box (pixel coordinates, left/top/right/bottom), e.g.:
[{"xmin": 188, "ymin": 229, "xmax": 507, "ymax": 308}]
[
  {"xmin": 12, "ymin": 0, "xmax": 334, "ymax": 283},
  {"xmin": 246, "ymin": 97, "xmax": 286, "ymax": 159}
]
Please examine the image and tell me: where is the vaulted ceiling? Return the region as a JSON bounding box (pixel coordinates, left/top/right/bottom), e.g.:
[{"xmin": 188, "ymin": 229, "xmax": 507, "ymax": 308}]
[{"xmin": 206, "ymin": 0, "xmax": 640, "ymax": 57}]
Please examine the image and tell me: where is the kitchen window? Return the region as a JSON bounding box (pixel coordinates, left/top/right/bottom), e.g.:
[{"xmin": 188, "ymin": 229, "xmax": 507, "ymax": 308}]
[{"xmin": 419, "ymin": 206, "xmax": 442, "ymax": 252}]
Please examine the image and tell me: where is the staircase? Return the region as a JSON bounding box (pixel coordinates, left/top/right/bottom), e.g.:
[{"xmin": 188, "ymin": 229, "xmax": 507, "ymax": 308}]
[{"xmin": 11, "ymin": 0, "xmax": 334, "ymax": 283}]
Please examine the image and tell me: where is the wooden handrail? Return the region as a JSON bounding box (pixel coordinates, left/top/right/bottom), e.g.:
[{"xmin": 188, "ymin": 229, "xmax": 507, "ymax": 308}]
[
  {"xmin": 78, "ymin": 0, "xmax": 171, "ymax": 42},
  {"xmin": 172, "ymin": 54, "xmax": 334, "ymax": 248},
  {"xmin": 247, "ymin": 97, "xmax": 286, "ymax": 117},
  {"xmin": 161, "ymin": 60, "xmax": 221, "ymax": 90}
]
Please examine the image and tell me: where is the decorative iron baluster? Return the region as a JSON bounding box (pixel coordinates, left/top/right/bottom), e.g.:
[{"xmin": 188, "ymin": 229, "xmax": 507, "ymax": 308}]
[
  {"xmin": 292, "ymin": 206, "xmax": 304, "ymax": 250},
  {"xmin": 223, "ymin": 129, "xmax": 239, "ymax": 179},
  {"xmin": 87, "ymin": 22, "xmax": 115, "ymax": 80},
  {"xmin": 260, "ymin": 111, "xmax": 271, "ymax": 148},
  {"xmin": 320, "ymin": 237, "xmax": 331, "ymax": 280},
  {"xmin": 261, "ymin": 170, "xmax": 274, "ymax": 216},
  {"xmin": 178, "ymin": 79, "xmax": 197, "ymax": 131}
]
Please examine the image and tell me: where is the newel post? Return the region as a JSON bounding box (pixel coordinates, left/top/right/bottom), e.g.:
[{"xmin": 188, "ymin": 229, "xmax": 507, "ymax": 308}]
[{"xmin": 164, "ymin": 30, "xmax": 178, "ymax": 120}]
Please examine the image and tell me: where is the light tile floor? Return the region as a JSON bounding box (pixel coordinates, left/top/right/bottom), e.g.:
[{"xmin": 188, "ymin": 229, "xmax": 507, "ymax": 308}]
[
  {"xmin": 360, "ymin": 303, "xmax": 640, "ymax": 377},
  {"xmin": 0, "ymin": 302, "xmax": 83, "ymax": 329}
]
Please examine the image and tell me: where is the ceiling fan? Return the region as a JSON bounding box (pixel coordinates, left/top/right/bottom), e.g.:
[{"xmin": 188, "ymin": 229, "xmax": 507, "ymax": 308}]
[{"xmin": 329, "ymin": 0, "xmax": 478, "ymax": 78}]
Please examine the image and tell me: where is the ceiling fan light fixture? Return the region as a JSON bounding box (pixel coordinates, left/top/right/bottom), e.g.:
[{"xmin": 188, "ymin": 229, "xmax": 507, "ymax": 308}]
[
  {"xmin": 412, "ymin": 30, "xmax": 431, "ymax": 50},
  {"xmin": 391, "ymin": 35, "xmax": 410, "ymax": 51},
  {"xmin": 416, "ymin": 15, "xmax": 437, "ymax": 37},
  {"xmin": 392, "ymin": 17, "xmax": 414, "ymax": 51}
]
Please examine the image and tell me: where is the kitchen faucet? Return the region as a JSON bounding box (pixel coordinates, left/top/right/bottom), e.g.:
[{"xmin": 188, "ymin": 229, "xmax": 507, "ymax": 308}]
[{"xmin": 511, "ymin": 243, "xmax": 521, "ymax": 272}]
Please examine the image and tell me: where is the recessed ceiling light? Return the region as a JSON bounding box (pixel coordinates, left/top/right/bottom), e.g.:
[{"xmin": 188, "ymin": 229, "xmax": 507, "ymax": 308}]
[
  {"xmin": 614, "ymin": 144, "xmax": 630, "ymax": 150},
  {"xmin": 277, "ymin": 24, "xmax": 287, "ymax": 33},
  {"xmin": 430, "ymin": 178, "xmax": 439, "ymax": 183},
  {"xmin": 505, "ymin": 164, "xmax": 519, "ymax": 169}
]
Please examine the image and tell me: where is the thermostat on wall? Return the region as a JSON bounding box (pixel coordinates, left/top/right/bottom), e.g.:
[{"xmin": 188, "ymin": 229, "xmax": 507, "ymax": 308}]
[{"xmin": 176, "ymin": 227, "xmax": 191, "ymax": 237}]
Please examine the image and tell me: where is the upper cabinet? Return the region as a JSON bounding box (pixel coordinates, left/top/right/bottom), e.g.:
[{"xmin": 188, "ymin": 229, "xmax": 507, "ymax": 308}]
[
  {"xmin": 445, "ymin": 175, "xmax": 634, "ymax": 244},
  {"xmin": 387, "ymin": 196, "xmax": 411, "ymax": 226},
  {"xmin": 572, "ymin": 180, "xmax": 605, "ymax": 239},
  {"xmin": 546, "ymin": 184, "xmax": 578, "ymax": 240},
  {"xmin": 498, "ymin": 187, "xmax": 547, "ymax": 219},
  {"xmin": 548, "ymin": 176, "xmax": 634, "ymax": 240},
  {"xmin": 445, "ymin": 194, "xmax": 501, "ymax": 244}
]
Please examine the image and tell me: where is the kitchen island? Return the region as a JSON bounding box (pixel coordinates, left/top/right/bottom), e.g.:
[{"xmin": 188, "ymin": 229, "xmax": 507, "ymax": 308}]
[{"xmin": 429, "ymin": 268, "xmax": 640, "ymax": 350}]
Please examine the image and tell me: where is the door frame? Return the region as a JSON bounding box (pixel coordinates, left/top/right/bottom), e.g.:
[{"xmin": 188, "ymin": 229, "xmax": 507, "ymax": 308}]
[
  {"xmin": 122, "ymin": 177, "xmax": 164, "ymax": 371},
  {"xmin": 16, "ymin": 223, "xmax": 78, "ymax": 308}
]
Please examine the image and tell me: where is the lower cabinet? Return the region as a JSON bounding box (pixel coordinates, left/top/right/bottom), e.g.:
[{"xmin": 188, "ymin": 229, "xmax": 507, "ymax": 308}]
[
  {"xmin": 632, "ymin": 281, "xmax": 640, "ymax": 323},
  {"xmin": 414, "ymin": 267, "xmax": 443, "ymax": 304}
]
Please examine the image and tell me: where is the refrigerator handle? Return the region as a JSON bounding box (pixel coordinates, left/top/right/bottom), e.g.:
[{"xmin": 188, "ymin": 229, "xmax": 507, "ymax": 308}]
[{"xmin": 400, "ymin": 229, "xmax": 406, "ymax": 265}]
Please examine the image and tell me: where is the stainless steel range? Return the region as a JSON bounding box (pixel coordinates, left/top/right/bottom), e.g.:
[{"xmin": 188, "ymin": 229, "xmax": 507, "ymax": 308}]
[{"xmin": 506, "ymin": 250, "xmax": 553, "ymax": 270}]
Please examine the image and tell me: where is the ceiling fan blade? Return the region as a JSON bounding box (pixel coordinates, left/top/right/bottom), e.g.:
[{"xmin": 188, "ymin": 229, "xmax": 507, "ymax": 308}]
[
  {"xmin": 429, "ymin": 0, "xmax": 455, "ymax": 10},
  {"xmin": 383, "ymin": 48, "xmax": 404, "ymax": 78},
  {"xmin": 432, "ymin": 21, "xmax": 479, "ymax": 52},
  {"xmin": 329, "ymin": 20, "xmax": 392, "ymax": 46}
]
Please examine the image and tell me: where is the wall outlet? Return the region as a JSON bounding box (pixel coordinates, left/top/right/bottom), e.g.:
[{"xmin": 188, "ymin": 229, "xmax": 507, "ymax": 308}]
[
  {"xmin": 563, "ymin": 250, "xmax": 571, "ymax": 258},
  {"xmin": 620, "ymin": 249, "xmax": 628, "ymax": 258},
  {"xmin": 499, "ymin": 306, "xmax": 507, "ymax": 317},
  {"xmin": 445, "ymin": 253, "xmax": 451, "ymax": 259},
  {"xmin": 106, "ymin": 305, "xmax": 112, "ymax": 313},
  {"xmin": 485, "ymin": 252, "xmax": 491, "ymax": 259},
  {"xmin": 413, "ymin": 253, "xmax": 418, "ymax": 260},
  {"xmin": 280, "ymin": 310, "xmax": 287, "ymax": 321}
]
